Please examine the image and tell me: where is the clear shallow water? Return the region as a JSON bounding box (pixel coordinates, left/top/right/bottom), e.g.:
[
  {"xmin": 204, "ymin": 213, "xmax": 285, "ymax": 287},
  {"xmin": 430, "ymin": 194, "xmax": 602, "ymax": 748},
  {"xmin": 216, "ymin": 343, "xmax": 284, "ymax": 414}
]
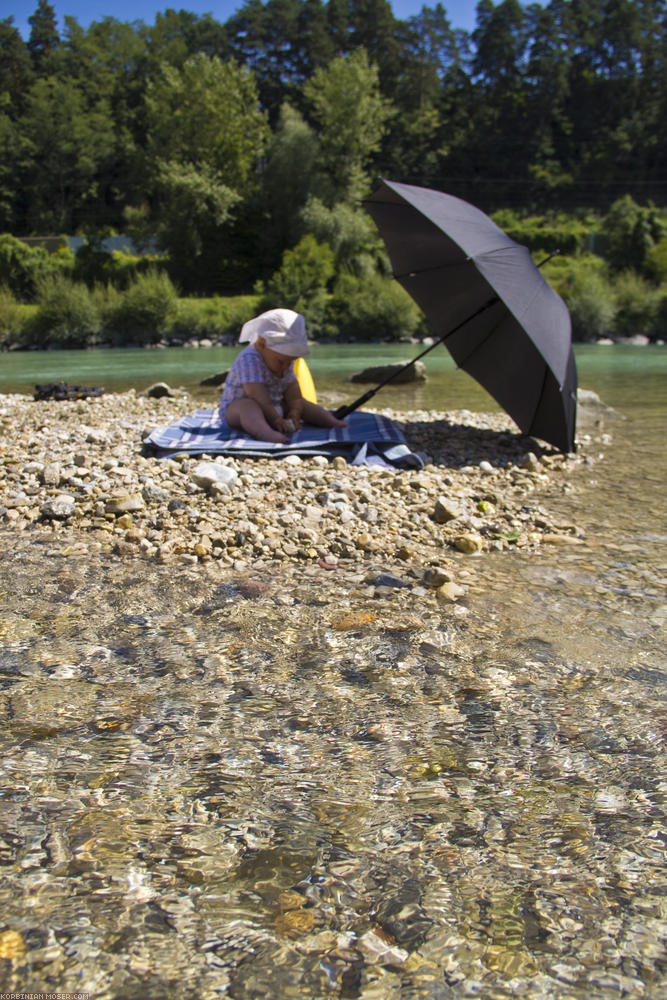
[{"xmin": 0, "ymin": 345, "xmax": 665, "ymax": 998}]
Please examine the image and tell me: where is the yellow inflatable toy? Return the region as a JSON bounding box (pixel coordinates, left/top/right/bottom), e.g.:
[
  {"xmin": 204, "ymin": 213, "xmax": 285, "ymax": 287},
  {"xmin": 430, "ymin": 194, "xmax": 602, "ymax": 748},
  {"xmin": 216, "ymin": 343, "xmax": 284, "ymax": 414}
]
[{"xmin": 294, "ymin": 357, "xmax": 317, "ymax": 404}]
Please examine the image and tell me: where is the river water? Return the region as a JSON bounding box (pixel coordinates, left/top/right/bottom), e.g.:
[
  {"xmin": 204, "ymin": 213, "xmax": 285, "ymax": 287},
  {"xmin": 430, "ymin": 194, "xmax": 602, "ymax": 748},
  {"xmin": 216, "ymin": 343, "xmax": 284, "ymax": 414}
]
[{"xmin": 0, "ymin": 344, "xmax": 665, "ymax": 998}]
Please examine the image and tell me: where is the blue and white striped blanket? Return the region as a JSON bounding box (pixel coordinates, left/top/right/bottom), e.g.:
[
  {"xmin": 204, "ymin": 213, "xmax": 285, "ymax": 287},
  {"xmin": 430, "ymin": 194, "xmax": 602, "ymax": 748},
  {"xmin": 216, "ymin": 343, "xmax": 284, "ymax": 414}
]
[{"xmin": 144, "ymin": 409, "xmax": 422, "ymax": 468}]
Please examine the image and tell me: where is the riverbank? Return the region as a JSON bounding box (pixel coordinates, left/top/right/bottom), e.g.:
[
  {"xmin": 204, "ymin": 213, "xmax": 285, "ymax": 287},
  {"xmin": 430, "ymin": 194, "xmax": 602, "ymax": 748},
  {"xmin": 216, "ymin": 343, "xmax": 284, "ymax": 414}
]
[{"xmin": 1, "ymin": 390, "xmax": 597, "ymax": 602}]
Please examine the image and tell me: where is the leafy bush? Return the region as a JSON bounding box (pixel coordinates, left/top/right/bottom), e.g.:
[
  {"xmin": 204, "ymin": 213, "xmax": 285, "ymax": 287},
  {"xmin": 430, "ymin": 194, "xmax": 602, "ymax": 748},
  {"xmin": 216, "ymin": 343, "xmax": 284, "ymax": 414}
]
[
  {"xmin": 655, "ymin": 292, "xmax": 667, "ymax": 339},
  {"xmin": 612, "ymin": 271, "xmax": 662, "ymax": 338},
  {"xmin": 538, "ymin": 253, "xmax": 578, "ymax": 298},
  {"xmin": 73, "ymin": 244, "xmax": 161, "ymax": 289},
  {"xmin": 563, "ymin": 268, "xmax": 617, "ymax": 341},
  {"xmin": 300, "ymin": 197, "xmax": 383, "ymax": 277},
  {"xmin": 325, "ymin": 273, "xmax": 423, "ymax": 341},
  {"xmin": 491, "ymin": 210, "xmax": 594, "ymax": 256},
  {"xmin": 28, "ymin": 275, "xmax": 101, "ymax": 347},
  {"xmin": 601, "ymin": 195, "xmax": 666, "ymax": 273},
  {"xmin": 101, "ymin": 269, "xmax": 177, "ymax": 344},
  {"xmin": 257, "ymin": 235, "xmax": 335, "ymax": 334},
  {"xmin": 0, "ymin": 234, "xmax": 73, "ymax": 301},
  {"xmin": 169, "ymin": 294, "xmax": 259, "ymax": 341},
  {"xmin": 73, "ymin": 244, "xmax": 115, "ymax": 286},
  {"xmin": 0, "ymin": 285, "xmax": 23, "ymax": 346},
  {"xmin": 645, "ymin": 237, "xmax": 667, "ymax": 284}
]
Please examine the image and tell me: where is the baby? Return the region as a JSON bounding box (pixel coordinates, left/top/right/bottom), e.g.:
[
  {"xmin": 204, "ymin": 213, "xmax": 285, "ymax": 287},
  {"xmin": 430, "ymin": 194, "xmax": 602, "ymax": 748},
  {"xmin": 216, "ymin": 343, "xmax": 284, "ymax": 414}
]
[{"xmin": 219, "ymin": 308, "xmax": 348, "ymax": 444}]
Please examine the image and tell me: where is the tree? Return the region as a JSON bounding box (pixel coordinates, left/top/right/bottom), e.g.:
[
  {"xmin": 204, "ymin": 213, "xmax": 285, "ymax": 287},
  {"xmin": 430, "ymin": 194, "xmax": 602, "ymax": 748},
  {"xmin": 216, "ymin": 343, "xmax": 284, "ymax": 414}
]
[
  {"xmin": 377, "ymin": 4, "xmax": 462, "ymax": 182},
  {"xmin": 259, "ymin": 234, "xmax": 335, "ymax": 329},
  {"xmin": 260, "ymin": 102, "xmax": 321, "ymax": 263},
  {"xmin": 300, "ymin": 197, "xmax": 383, "ymax": 277},
  {"xmin": 0, "ymin": 17, "xmax": 34, "ymax": 114},
  {"xmin": 521, "ymin": 2, "xmax": 574, "ymax": 200},
  {"xmin": 602, "ymin": 194, "xmax": 666, "ymax": 273},
  {"xmin": 19, "ymin": 76, "xmax": 115, "ymax": 232},
  {"xmin": 222, "ymin": 0, "xmax": 296, "ymax": 116},
  {"xmin": 347, "ymin": 0, "xmax": 402, "ymax": 93},
  {"xmin": 303, "ymin": 48, "xmax": 393, "ymax": 204},
  {"xmin": 58, "ymin": 16, "xmax": 150, "ymax": 229},
  {"xmin": 0, "ymin": 18, "xmax": 34, "ymax": 229},
  {"xmin": 144, "ymin": 54, "xmax": 269, "ymax": 290},
  {"xmin": 0, "ymin": 112, "xmax": 23, "ymax": 231},
  {"xmin": 142, "ymin": 8, "xmax": 223, "ymax": 71},
  {"xmin": 27, "ymin": 0, "xmax": 60, "ymax": 72}
]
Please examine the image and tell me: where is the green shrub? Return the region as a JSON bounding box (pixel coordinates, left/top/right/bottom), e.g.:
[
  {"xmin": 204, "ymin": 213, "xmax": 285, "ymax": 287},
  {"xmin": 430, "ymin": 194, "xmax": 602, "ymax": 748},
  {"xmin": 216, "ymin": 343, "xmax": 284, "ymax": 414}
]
[
  {"xmin": 0, "ymin": 234, "xmax": 54, "ymax": 301},
  {"xmin": 257, "ymin": 235, "xmax": 335, "ymax": 335},
  {"xmin": 300, "ymin": 197, "xmax": 383, "ymax": 276},
  {"xmin": 645, "ymin": 237, "xmax": 667, "ymax": 283},
  {"xmin": 655, "ymin": 292, "xmax": 667, "ymax": 339},
  {"xmin": 0, "ymin": 285, "xmax": 23, "ymax": 346},
  {"xmin": 260, "ymin": 235, "xmax": 335, "ymax": 302},
  {"xmin": 601, "ymin": 195, "xmax": 666, "ymax": 273},
  {"xmin": 491, "ymin": 210, "xmax": 594, "ymax": 256},
  {"xmin": 73, "ymin": 244, "xmax": 115, "ymax": 286},
  {"xmin": 325, "ymin": 273, "xmax": 423, "ymax": 341},
  {"xmin": 612, "ymin": 271, "xmax": 662, "ymax": 338},
  {"xmin": 28, "ymin": 275, "xmax": 101, "ymax": 348},
  {"xmin": 73, "ymin": 244, "xmax": 161, "ymax": 289},
  {"xmin": 101, "ymin": 269, "xmax": 177, "ymax": 344},
  {"xmin": 538, "ymin": 253, "xmax": 579, "ymax": 298},
  {"xmin": 563, "ymin": 268, "xmax": 617, "ymax": 341},
  {"xmin": 169, "ymin": 294, "xmax": 259, "ymax": 341}
]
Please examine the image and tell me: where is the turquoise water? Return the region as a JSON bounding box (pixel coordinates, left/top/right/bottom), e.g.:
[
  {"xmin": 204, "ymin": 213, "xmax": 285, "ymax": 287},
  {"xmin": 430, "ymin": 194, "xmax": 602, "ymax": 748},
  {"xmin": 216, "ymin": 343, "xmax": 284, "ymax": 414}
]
[{"xmin": 2, "ymin": 342, "xmax": 665, "ymax": 416}]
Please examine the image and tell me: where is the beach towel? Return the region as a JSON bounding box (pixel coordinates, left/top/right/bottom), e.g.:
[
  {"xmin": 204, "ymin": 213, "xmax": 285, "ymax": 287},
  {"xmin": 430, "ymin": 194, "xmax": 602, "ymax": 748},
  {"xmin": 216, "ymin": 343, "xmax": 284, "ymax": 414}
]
[{"xmin": 144, "ymin": 409, "xmax": 423, "ymax": 469}]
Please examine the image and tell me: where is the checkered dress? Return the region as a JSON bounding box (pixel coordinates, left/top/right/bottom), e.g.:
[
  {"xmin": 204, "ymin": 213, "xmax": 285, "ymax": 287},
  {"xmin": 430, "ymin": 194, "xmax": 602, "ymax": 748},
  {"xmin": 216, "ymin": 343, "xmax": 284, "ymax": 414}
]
[{"xmin": 218, "ymin": 345, "xmax": 297, "ymax": 420}]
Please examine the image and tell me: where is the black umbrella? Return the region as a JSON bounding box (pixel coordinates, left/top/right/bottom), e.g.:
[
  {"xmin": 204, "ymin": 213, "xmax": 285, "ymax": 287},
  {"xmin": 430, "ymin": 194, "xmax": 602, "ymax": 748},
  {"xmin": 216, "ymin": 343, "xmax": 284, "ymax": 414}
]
[{"xmin": 336, "ymin": 179, "xmax": 577, "ymax": 452}]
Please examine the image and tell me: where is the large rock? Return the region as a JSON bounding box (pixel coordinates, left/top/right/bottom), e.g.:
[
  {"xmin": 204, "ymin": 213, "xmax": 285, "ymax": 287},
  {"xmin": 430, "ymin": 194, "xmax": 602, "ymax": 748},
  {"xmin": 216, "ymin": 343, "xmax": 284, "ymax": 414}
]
[
  {"xmin": 432, "ymin": 497, "xmax": 462, "ymax": 523},
  {"xmin": 144, "ymin": 382, "xmax": 175, "ymax": 398},
  {"xmin": 453, "ymin": 533, "xmax": 483, "ymax": 554},
  {"xmin": 191, "ymin": 462, "xmax": 238, "ymax": 491},
  {"xmin": 40, "ymin": 494, "xmax": 76, "ymax": 520},
  {"xmin": 350, "ymin": 361, "xmax": 427, "ymax": 384},
  {"xmin": 200, "ymin": 371, "xmax": 229, "ymax": 387},
  {"xmin": 577, "ymin": 388, "xmax": 615, "ymax": 412}
]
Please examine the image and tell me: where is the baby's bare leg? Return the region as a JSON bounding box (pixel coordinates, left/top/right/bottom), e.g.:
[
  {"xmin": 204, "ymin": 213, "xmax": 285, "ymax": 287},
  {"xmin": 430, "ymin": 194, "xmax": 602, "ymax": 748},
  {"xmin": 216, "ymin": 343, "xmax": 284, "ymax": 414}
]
[
  {"xmin": 300, "ymin": 400, "xmax": 348, "ymax": 428},
  {"xmin": 226, "ymin": 398, "xmax": 288, "ymax": 443}
]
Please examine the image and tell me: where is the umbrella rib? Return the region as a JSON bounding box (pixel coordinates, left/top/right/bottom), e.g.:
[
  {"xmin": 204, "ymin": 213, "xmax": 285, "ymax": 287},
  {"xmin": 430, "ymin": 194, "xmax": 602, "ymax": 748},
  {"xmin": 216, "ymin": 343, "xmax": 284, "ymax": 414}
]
[
  {"xmin": 393, "ymin": 263, "xmax": 464, "ymax": 279},
  {"xmin": 526, "ymin": 364, "xmax": 549, "ymax": 438},
  {"xmin": 441, "ymin": 296, "xmax": 499, "ymax": 351},
  {"xmin": 393, "ymin": 247, "xmax": 519, "ymax": 280}
]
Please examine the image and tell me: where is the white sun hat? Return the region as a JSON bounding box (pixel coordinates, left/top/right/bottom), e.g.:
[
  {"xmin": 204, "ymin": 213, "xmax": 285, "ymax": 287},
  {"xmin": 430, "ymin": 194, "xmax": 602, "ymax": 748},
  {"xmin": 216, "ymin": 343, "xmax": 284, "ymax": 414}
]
[{"xmin": 239, "ymin": 308, "xmax": 310, "ymax": 357}]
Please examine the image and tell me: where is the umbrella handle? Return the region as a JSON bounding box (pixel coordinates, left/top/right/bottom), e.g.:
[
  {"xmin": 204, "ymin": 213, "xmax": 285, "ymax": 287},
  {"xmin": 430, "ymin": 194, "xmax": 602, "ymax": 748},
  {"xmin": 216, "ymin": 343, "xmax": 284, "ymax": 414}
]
[
  {"xmin": 537, "ymin": 250, "xmax": 560, "ymax": 267},
  {"xmin": 334, "ymin": 389, "xmax": 377, "ymax": 420},
  {"xmin": 335, "ymin": 296, "xmax": 500, "ymax": 419}
]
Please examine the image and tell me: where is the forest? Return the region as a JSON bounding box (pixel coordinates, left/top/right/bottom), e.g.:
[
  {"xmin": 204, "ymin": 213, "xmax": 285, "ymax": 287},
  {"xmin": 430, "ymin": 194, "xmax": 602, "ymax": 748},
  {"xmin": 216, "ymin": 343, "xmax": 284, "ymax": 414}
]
[{"xmin": 1, "ymin": 0, "xmax": 667, "ymax": 347}]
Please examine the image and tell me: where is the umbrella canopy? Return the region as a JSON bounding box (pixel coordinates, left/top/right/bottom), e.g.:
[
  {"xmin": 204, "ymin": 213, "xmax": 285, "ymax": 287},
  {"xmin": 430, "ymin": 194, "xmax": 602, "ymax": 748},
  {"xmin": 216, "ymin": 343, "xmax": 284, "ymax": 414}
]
[{"xmin": 364, "ymin": 179, "xmax": 577, "ymax": 451}]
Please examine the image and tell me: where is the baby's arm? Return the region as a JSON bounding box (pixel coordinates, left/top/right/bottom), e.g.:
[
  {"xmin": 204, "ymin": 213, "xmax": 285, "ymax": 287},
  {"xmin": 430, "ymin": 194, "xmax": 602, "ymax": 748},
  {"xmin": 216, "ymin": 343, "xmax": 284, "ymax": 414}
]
[{"xmin": 283, "ymin": 380, "xmax": 304, "ymax": 430}]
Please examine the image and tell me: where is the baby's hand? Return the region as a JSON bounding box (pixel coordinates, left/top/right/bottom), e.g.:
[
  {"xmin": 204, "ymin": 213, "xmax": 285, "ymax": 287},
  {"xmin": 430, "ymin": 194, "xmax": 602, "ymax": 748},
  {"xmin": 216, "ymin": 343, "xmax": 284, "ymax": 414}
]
[{"xmin": 274, "ymin": 416, "xmax": 294, "ymax": 435}]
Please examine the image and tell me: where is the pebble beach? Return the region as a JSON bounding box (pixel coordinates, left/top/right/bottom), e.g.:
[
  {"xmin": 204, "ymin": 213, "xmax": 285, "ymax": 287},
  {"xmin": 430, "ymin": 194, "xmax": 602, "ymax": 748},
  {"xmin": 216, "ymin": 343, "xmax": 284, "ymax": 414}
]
[{"xmin": 1, "ymin": 389, "xmax": 591, "ymax": 600}]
